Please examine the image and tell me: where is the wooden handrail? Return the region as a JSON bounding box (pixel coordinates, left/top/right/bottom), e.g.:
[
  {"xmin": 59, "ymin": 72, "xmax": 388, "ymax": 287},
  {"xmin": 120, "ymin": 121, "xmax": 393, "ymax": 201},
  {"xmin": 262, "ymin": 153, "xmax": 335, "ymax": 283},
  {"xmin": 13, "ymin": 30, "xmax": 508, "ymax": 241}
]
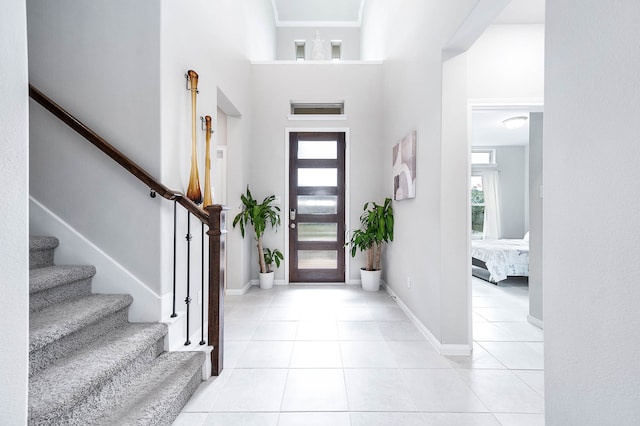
[
  {"xmin": 30, "ymin": 83, "xmax": 227, "ymax": 376},
  {"xmin": 28, "ymin": 84, "xmax": 209, "ymax": 224}
]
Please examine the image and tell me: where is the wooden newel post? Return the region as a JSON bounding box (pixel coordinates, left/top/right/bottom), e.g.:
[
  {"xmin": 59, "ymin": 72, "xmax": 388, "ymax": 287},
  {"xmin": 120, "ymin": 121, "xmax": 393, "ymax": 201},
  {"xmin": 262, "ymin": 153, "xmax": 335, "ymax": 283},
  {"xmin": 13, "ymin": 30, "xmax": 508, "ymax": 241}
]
[{"xmin": 205, "ymin": 204, "xmax": 228, "ymax": 376}]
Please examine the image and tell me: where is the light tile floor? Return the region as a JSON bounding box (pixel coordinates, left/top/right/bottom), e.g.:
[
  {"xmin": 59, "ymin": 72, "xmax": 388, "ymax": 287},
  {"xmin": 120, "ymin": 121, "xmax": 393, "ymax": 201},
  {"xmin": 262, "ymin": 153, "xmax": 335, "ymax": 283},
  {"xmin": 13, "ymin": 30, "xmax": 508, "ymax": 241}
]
[{"xmin": 174, "ymin": 276, "xmax": 544, "ymax": 426}]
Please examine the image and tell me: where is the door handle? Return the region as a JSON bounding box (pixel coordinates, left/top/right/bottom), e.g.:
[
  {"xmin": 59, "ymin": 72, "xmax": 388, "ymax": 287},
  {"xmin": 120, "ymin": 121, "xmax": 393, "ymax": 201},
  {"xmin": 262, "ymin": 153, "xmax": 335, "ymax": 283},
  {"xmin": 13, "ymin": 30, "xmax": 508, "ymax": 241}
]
[
  {"xmin": 290, "ymin": 223, "xmax": 296, "ymax": 229},
  {"xmin": 289, "ymin": 209, "xmax": 296, "ymax": 221}
]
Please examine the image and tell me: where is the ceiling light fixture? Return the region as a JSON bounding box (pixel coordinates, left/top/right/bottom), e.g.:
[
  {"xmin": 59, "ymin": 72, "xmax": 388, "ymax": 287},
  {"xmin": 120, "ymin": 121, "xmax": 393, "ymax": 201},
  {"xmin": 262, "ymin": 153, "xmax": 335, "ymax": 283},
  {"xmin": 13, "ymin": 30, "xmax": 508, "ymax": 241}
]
[{"xmin": 502, "ymin": 116, "xmax": 528, "ymax": 129}]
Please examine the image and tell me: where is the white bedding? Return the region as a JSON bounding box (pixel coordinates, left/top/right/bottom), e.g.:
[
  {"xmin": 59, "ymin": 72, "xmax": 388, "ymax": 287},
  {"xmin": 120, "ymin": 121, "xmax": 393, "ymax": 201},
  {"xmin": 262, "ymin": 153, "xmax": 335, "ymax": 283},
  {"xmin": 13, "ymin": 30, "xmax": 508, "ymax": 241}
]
[{"xmin": 471, "ymin": 239, "xmax": 529, "ymax": 282}]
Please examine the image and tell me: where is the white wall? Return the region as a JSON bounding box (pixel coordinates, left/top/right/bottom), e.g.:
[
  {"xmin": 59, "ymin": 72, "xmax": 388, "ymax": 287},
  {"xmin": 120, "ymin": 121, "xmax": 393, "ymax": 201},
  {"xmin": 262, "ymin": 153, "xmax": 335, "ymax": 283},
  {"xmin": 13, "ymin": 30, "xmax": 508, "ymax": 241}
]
[
  {"xmin": 159, "ymin": 0, "xmax": 274, "ymax": 297},
  {"xmin": 359, "ymin": 4, "xmax": 387, "ymax": 61},
  {"xmin": 159, "ymin": 0, "xmax": 255, "ymax": 303},
  {"xmin": 361, "ymin": 0, "xmax": 480, "ymax": 349},
  {"xmin": 440, "ymin": 52, "xmax": 472, "ymax": 348},
  {"xmin": 248, "ymin": 63, "xmax": 384, "ymax": 285},
  {"xmin": 0, "ymin": 0, "xmax": 29, "ymax": 422},
  {"xmin": 244, "ymin": 0, "xmax": 277, "ymax": 61},
  {"xmin": 217, "ymin": 108, "xmax": 228, "ymax": 147},
  {"xmin": 528, "ymin": 113, "xmax": 543, "ymax": 323},
  {"xmin": 160, "ymin": 0, "xmax": 258, "ymax": 193},
  {"xmin": 226, "ymin": 114, "xmax": 253, "ymax": 290},
  {"xmin": 545, "ymin": 2, "xmax": 640, "ymax": 424},
  {"xmin": 496, "ymin": 146, "xmax": 526, "ymax": 239},
  {"xmin": 277, "ymin": 27, "xmax": 361, "ymax": 61},
  {"xmin": 468, "ymin": 24, "xmax": 545, "ymax": 101},
  {"xmin": 28, "ymin": 0, "xmax": 163, "ymax": 299},
  {"xmin": 28, "ymin": 0, "xmax": 268, "ymax": 323}
]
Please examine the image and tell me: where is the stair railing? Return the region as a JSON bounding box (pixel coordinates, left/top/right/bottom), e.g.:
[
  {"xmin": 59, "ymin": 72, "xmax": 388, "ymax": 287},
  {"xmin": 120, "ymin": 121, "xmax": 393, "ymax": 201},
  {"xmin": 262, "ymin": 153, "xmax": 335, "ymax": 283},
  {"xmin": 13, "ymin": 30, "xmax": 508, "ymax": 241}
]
[{"xmin": 29, "ymin": 85, "xmax": 227, "ymax": 376}]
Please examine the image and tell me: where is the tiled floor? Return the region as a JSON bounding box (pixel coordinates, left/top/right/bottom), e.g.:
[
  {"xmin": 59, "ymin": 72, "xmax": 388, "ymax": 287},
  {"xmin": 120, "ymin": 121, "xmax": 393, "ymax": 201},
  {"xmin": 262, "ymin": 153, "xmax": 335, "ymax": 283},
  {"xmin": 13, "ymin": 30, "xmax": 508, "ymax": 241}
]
[{"xmin": 174, "ymin": 276, "xmax": 544, "ymax": 425}]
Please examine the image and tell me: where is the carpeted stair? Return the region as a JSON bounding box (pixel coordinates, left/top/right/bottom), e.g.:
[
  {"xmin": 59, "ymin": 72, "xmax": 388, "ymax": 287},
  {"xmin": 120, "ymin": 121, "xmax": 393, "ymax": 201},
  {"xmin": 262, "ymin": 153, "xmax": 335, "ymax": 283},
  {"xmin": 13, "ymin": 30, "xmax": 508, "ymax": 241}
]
[{"xmin": 28, "ymin": 236, "xmax": 204, "ymax": 426}]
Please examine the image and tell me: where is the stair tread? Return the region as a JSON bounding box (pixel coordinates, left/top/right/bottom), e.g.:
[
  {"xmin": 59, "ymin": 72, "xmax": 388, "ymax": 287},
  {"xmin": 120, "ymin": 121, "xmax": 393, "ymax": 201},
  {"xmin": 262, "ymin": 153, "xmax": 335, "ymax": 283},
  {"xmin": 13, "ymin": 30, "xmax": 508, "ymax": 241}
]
[
  {"xmin": 29, "ymin": 236, "xmax": 59, "ymax": 252},
  {"xmin": 30, "ymin": 265, "xmax": 96, "ymax": 294},
  {"xmin": 29, "ymin": 322, "xmax": 168, "ymax": 420},
  {"xmin": 26, "ymin": 235, "xmax": 203, "ymax": 425},
  {"xmin": 97, "ymin": 351, "xmax": 205, "ymax": 426},
  {"xmin": 30, "ymin": 293, "xmax": 133, "ymax": 352}
]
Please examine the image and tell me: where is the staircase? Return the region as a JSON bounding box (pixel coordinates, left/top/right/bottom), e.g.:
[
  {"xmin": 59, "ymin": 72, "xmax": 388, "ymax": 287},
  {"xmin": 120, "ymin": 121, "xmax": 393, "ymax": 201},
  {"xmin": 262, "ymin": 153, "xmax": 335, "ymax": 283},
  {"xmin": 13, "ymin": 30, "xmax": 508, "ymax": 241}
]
[{"xmin": 28, "ymin": 236, "xmax": 204, "ymax": 426}]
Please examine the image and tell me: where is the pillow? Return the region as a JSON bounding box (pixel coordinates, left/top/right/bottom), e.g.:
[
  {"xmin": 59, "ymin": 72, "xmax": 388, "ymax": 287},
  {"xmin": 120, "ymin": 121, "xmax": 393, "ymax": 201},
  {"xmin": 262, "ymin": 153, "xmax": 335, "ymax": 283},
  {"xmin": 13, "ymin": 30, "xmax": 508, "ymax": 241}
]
[{"xmin": 523, "ymin": 232, "xmax": 530, "ymax": 241}]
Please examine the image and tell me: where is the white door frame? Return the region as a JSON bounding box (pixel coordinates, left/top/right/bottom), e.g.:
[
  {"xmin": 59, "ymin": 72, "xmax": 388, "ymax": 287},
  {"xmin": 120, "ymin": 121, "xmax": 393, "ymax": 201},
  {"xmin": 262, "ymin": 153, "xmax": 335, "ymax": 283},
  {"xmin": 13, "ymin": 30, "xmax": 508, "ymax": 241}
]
[{"xmin": 467, "ymin": 99, "xmax": 544, "ymax": 336}]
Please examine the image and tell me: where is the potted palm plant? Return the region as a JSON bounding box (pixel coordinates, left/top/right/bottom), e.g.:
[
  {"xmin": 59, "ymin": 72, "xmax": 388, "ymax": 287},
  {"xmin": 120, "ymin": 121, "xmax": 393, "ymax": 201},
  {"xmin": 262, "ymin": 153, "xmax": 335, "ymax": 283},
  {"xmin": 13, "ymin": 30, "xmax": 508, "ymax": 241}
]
[
  {"xmin": 347, "ymin": 197, "xmax": 394, "ymax": 291},
  {"xmin": 232, "ymin": 186, "xmax": 282, "ymax": 289}
]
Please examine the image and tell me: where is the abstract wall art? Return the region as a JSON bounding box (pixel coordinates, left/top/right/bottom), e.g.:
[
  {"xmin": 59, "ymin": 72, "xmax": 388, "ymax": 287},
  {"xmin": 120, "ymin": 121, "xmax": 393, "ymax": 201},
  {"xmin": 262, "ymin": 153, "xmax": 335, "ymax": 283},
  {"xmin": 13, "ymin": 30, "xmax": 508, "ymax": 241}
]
[{"xmin": 392, "ymin": 131, "xmax": 416, "ymax": 200}]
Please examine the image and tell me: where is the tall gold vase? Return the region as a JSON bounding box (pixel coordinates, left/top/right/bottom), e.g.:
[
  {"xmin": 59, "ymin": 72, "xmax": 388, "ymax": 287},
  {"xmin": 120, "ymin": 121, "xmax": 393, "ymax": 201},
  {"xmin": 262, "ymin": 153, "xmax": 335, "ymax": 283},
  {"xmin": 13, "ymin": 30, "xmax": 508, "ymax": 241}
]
[
  {"xmin": 186, "ymin": 70, "xmax": 203, "ymax": 205},
  {"xmin": 203, "ymin": 115, "xmax": 213, "ymax": 208}
]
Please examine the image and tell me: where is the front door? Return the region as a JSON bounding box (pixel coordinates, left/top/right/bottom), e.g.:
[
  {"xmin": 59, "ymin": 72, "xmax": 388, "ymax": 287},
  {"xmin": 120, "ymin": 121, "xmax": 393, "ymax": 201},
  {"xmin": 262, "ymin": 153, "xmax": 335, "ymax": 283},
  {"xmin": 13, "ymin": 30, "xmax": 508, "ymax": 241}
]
[{"xmin": 289, "ymin": 132, "xmax": 346, "ymax": 282}]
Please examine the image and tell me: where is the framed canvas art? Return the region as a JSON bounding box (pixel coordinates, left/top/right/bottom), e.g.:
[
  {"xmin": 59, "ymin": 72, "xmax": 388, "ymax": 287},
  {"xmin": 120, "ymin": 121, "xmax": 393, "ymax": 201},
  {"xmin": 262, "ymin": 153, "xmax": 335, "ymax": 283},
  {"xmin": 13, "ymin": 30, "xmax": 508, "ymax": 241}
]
[{"xmin": 392, "ymin": 131, "xmax": 416, "ymax": 200}]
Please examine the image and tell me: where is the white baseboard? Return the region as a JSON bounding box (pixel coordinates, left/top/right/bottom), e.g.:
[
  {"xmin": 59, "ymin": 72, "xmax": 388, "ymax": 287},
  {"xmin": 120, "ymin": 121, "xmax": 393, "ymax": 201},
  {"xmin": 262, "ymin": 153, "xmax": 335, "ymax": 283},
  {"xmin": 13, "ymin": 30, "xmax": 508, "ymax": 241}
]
[
  {"xmin": 226, "ymin": 279, "xmax": 288, "ymax": 295},
  {"xmin": 225, "ymin": 280, "xmax": 253, "ymax": 296},
  {"xmin": 527, "ymin": 315, "xmax": 544, "ymax": 329},
  {"xmin": 382, "ymin": 281, "xmax": 472, "ymax": 356},
  {"xmin": 289, "ymin": 282, "xmax": 346, "ymax": 286},
  {"xmin": 30, "ymin": 197, "xmax": 161, "ymax": 322},
  {"xmin": 347, "ymin": 279, "xmax": 362, "ymax": 286}
]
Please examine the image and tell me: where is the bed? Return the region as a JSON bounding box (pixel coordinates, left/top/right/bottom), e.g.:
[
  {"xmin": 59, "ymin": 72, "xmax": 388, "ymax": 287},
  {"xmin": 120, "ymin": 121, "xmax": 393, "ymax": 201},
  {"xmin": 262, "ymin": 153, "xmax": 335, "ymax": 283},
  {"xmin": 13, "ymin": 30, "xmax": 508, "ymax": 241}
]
[{"xmin": 471, "ymin": 234, "xmax": 529, "ymax": 283}]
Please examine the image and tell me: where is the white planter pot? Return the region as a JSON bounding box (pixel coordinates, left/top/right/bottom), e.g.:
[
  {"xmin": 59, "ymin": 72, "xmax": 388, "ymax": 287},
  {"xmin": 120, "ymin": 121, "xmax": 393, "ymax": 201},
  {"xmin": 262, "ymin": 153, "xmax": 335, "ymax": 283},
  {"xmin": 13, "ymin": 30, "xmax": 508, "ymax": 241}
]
[
  {"xmin": 258, "ymin": 271, "xmax": 275, "ymax": 289},
  {"xmin": 360, "ymin": 269, "xmax": 382, "ymax": 292}
]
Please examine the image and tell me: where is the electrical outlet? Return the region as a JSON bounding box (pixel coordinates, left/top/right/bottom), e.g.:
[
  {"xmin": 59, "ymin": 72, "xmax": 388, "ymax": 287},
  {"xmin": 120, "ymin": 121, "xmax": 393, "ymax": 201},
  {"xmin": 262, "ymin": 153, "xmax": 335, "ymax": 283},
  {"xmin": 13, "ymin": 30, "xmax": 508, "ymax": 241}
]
[{"xmin": 407, "ymin": 277, "xmax": 411, "ymax": 289}]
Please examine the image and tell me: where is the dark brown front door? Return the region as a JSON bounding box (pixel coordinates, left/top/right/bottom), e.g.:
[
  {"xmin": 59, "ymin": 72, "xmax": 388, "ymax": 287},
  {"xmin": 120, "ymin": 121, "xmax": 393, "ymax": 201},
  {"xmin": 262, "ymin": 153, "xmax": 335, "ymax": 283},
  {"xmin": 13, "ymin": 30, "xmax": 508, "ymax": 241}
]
[{"xmin": 289, "ymin": 132, "xmax": 346, "ymax": 282}]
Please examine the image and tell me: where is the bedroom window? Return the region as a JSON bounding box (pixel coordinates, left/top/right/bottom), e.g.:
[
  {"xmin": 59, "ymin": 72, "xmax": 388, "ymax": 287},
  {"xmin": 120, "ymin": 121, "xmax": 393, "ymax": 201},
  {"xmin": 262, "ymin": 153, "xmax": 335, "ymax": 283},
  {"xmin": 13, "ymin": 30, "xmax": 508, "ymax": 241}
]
[
  {"xmin": 471, "ymin": 149, "xmax": 498, "ymax": 239},
  {"xmin": 471, "ymin": 149, "xmax": 495, "ymax": 165},
  {"xmin": 471, "ymin": 175, "xmax": 485, "ymax": 239}
]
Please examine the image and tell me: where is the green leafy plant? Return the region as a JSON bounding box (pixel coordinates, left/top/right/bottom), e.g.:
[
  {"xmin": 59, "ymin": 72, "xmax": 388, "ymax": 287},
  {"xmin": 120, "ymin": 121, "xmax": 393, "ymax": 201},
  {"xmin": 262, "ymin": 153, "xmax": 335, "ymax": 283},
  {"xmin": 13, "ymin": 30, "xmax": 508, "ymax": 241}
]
[
  {"xmin": 346, "ymin": 197, "xmax": 394, "ymax": 271},
  {"xmin": 232, "ymin": 186, "xmax": 281, "ymax": 273},
  {"xmin": 263, "ymin": 248, "xmax": 284, "ymax": 273}
]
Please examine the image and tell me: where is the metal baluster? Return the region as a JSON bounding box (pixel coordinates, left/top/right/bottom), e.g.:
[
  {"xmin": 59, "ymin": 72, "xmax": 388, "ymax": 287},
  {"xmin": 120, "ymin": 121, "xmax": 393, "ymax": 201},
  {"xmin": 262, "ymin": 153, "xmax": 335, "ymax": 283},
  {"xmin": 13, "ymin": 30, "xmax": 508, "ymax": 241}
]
[
  {"xmin": 171, "ymin": 200, "xmax": 178, "ymax": 318},
  {"xmin": 200, "ymin": 222, "xmax": 206, "ymax": 345},
  {"xmin": 185, "ymin": 211, "xmax": 192, "ymax": 346}
]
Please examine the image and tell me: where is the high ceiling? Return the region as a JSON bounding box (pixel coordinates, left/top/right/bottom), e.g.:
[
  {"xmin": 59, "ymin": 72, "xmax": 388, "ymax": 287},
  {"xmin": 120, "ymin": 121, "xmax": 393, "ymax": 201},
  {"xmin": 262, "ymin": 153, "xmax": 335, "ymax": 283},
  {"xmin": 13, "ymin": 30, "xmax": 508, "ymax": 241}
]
[
  {"xmin": 272, "ymin": 0, "xmax": 365, "ymax": 26},
  {"xmin": 271, "ymin": 0, "xmax": 544, "ymax": 27},
  {"xmin": 494, "ymin": 0, "xmax": 545, "ymax": 24},
  {"xmin": 271, "ymin": 0, "xmax": 545, "ymax": 147}
]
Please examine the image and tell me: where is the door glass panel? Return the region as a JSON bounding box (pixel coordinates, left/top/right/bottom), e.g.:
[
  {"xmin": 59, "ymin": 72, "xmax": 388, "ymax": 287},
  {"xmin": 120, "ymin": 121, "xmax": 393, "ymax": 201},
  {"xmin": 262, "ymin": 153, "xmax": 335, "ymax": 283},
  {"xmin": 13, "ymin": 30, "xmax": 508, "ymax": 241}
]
[
  {"xmin": 298, "ymin": 140, "xmax": 337, "ymax": 159},
  {"xmin": 297, "ymin": 195, "xmax": 338, "ymax": 215},
  {"xmin": 298, "ymin": 168, "xmax": 337, "ymax": 187},
  {"xmin": 298, "ymin": 223, "xmax": 338, "ymax": 242},
  {"xmin": 298, "ymin": 250, "xmax": 338, "ymax": 269}
]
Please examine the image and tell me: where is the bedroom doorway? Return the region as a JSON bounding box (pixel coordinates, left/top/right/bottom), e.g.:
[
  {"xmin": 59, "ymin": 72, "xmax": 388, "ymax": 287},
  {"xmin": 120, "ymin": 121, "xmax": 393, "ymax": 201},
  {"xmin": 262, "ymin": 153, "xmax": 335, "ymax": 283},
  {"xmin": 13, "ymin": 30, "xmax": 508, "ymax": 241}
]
[
  {"xmin": 438, "ymin": 0, "xmax": 545, "ymax": 371},
  {"xmin": 468, "ymin": 106, "xmax": 544, "ymax": 351}
]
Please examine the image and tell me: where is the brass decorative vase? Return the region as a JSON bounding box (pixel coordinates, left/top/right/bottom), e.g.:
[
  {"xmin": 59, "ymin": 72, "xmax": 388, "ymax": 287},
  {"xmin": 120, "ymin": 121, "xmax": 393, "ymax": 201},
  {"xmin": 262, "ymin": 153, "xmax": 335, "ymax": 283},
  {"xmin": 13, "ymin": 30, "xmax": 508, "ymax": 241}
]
[
  {"xmin": 186, "ymin": 70, "xmax": 203, "ymax": 205},
  {"xmin": 203, "ymin": 115, "xmax": 213, "ymax": 208}
]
